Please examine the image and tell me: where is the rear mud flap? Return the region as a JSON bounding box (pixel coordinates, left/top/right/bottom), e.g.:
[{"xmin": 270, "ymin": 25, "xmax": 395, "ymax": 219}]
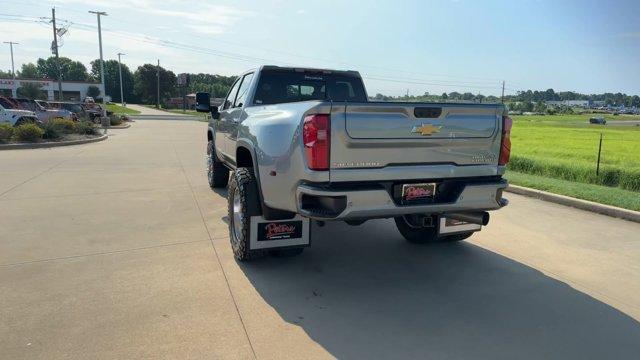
[{"xmin": 249, "ymin": 215, "xmax": 311, "ymax": 250}]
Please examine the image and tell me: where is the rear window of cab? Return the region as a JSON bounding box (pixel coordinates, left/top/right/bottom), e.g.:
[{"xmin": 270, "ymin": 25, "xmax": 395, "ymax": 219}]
[{"xmin": 254, "ymin": 71, "xmax": 366, "ymax": 105}]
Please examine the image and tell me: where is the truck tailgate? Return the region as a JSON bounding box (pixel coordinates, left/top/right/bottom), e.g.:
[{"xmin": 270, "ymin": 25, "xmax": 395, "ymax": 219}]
[{"xmin": 330, "ymin": 102, "xmax": 505, "ymax": 171}]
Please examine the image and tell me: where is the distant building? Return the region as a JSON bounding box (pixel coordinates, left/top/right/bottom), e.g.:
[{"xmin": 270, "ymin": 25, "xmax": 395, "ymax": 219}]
[
  {"xmin": 545, "ymin": 100, "xmax": 592, "ymax": 107},
  {"xmin": 0, "ymin": 78, "xmax": 105, "ymax": 101},
  {"xmin": 166, "ymin": 94, "xmax": 225, "ymax": 109},
  {"xmin": 166, "ymin": 93, "xmax": 197, "ymax": 109}
]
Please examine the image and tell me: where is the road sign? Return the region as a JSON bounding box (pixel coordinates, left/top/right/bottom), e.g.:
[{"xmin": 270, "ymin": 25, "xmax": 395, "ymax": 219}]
[{"xmin": 177, "ymin": 73, "xmax": 189, "ymax": 87}]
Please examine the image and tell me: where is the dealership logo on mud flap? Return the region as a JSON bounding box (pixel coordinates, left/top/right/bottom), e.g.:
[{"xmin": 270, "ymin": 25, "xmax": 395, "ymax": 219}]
[{"xmin": 258, "ymin": 221, "xmax": 303, "ymax": 241}]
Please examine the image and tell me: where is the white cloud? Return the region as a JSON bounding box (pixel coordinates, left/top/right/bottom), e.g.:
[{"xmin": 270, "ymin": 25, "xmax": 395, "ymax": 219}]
[
  {"xmin": 186, "ymin": 24, "xmax": 226, "ymax": 35},
  {"xmin": 51, "ymin": 0, "xmax": 253, "ymax": 31}
]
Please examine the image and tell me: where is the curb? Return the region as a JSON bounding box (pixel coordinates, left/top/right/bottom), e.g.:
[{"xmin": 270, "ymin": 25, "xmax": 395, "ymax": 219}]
[
  {"xmin": 131, "ymin": 114, "xmax": 199, "ymax": 121},
  {"xmin": 505, "ymin": 184, "xmax": 640, "ymax": 223},
  {"xmin": 105, "ymin": 123, "xmax": 131, "ymax": 129},
  {"xmin": 0, "ymin": 134, "xmax": 108, "ymax": 150}
]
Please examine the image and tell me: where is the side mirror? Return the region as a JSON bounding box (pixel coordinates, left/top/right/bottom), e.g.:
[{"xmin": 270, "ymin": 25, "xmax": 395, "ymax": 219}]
[
  {"xmin": 211, "ymin": 106, "xmax": 220, "ymax": 120},
  {"xmin": 195, "ymin": 92, "xmax": 211, "ymax": 112}
]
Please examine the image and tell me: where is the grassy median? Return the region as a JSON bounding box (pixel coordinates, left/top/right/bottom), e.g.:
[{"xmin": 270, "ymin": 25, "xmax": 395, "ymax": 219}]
[
  {"xmin": 105, "ymin": 103, "xmax": 141, "ymax": 115},
  {"xmin": 505, "ymin": 171, "xmax": 640, "ymax": 211}
]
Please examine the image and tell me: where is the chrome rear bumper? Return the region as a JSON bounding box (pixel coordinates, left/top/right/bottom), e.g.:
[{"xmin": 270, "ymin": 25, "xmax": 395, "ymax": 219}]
[{"xmin": 296, "ymin": 180, "xmax": 508, "ymax": 220}]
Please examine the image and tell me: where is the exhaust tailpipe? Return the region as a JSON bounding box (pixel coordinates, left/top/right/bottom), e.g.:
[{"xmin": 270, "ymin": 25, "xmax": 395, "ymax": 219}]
[{"xmin": 445, "ymin": 211, "xmax": 490, "ymax": 226}]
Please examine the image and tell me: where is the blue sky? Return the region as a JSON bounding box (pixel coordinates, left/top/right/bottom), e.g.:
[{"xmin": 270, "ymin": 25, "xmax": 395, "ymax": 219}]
[{"xmin": 0, "ymin": 0, "xmax": 638, "ymax": 96}]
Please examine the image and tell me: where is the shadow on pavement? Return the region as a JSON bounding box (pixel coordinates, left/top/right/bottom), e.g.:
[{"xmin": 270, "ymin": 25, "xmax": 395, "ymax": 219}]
[{"xmin": 239, "ymin": 219, "xmax": 640, "ymax": 359}]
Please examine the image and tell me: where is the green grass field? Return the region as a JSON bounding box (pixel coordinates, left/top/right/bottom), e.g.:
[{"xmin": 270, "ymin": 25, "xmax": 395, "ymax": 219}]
[
  {"xmin": 508, "ymin": 114, "xmax": 640, "ymax": 192},
  {"xmin": 105, "ymin": 104, "xmax": 140, "ymax": 115},
  {"xmin": 505, "ymin": 171, "xmax": 640, "ymax": 211}
]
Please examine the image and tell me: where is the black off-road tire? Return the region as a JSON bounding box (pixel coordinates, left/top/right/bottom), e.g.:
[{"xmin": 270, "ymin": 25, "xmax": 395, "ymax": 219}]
[
  {"xmin": 228, "ymin": 167, "xmax": 264, "ymax": 261},
  {"xmin": 15, "ymin": 117, "xmax": 36, "ymax": 126},
  {"xmin": 394, "ymin": 215, "xmax": 440, "ymax": 244},
  {"xmin": 441, "ymin": 232, "xmax": 474, "ymax": 242},
  {"xmin": 207, "ymin": 140, "xmax": 229, "ymax": 188}
]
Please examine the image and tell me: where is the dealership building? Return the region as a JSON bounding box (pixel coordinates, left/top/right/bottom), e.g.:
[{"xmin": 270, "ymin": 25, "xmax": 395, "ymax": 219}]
[{"xmin": 0, "ymin": 78, "xmax": 105, "ymax": 101}]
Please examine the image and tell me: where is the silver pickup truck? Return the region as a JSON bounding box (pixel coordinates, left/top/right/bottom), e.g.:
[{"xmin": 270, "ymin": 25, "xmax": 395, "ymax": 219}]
[{"xmin": 196, "ymin": 66, "xmax": 511, "ymax": 261}]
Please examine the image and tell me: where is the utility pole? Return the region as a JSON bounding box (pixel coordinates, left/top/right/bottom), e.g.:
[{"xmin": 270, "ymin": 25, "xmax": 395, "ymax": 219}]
[
  {"xmin": 3, "ymin": 41, "xmax": 18, "ymax": 97},
  {"xmin": 89, "ymin": 10, "xmax": 107, "ymax": 106},
  {"xmin": 117, "ymin": 52, "xmax": 125, "ymax": 106},
  {"xmin": 51, "ymin": 8, "xmax": 63, "ymax": 101},
  {"xmin": 156, "ymin": 59, "xmax": 160, "ymax": 109},
  {"xmin": 596, "ymin": 133, "xmax": 603, "ymax": 176},
  {"xmin": 501, "ymin": 80, "xmax": 505, "ymax": 103}
]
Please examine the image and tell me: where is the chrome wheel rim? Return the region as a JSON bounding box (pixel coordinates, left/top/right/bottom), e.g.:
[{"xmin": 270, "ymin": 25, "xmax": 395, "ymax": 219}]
[
  {"xmin": 207, "ymin": 154, "xmax": 213, "ymax": 183},
  {"xmin": 232, "ymin": 187, "xmax": 243, "ymax": 242},
  {"xmin": 206, "ymin": 142, "xmax": 214, "ymax": 183}
]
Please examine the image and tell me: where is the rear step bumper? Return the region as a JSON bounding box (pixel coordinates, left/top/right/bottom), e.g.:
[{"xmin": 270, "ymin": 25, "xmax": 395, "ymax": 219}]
[{"xmin": 296, "ymin": 180, "xmax": 508, "ymax": 220}]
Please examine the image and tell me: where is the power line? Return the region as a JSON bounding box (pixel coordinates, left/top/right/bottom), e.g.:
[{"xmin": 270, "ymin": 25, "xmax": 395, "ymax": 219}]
[
  {"xmin": 0, "ymin": 12, "xmax": 511, "ymax": 94},
  {"xmin": 65, "ymin": 20, "xmax": 505, "ymax": 91},
  {"xmin": 363, "ymin": 75, "xmax": 503, "ymax": 90},
  {"xmin": 0, "ymin": 3, "xmax": 507, "ymax": 83}
]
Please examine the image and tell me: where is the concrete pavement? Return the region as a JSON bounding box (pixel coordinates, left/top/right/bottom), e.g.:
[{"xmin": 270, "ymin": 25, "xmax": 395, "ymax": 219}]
[
  {"xmin": 126, "ymin": 104, "xmax": 190, "ymax": 116},
  {"xmin": 1, "ymin": 120, "xmax": 639, "ymax": 359}
]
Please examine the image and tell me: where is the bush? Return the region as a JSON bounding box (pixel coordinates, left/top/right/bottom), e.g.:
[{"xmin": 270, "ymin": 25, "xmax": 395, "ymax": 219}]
[
  {"xmin": 0, "ymin": 123, "xmax": 13, "ymax": 143},
  {"xmin": 51, "ymin": 118, "xmax": 77, "ymax": 133},
  {"xmin": 109, "ymin": 115, "xmax": 123, "ymax": 126},
  {"xmin": 40, "ymin": 122, "xmax": 61, "ymax": 140},
  {"xmin": 619, "ymin": 171, "xmax": 640, "ymax": 192},
  {"xmin": 75, "ymin": 121, "xmax": 98, "ymax": 135},
  {"xmin": 12, "ymin": 123, "xmax": 44, "ymax": 142}
]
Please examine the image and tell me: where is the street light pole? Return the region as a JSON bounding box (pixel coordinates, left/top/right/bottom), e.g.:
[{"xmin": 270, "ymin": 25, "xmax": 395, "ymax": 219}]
[
  {"xmin": 3, "ymin": 41, "xmax": 18, "ymax": 97},
  {"xmin": 89, "ymin": 10, "xmax": 107, "ymax": 107},
  {"xmin": 51, "ymin": 8, "xmax": 63, "ymax": 101},
  {"xmin": 117, "ymin": 52, "xmax": 125, "ymax": 106},
  {"xmin": 156, "ymin": 59, "xmax": 160, "ymax": 109}
]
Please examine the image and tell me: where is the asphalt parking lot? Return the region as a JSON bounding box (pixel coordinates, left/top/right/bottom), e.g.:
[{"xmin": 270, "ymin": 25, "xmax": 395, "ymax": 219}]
[{"xmin": 1, "ymin": 119, "xmax": 639, "ymax": 359}]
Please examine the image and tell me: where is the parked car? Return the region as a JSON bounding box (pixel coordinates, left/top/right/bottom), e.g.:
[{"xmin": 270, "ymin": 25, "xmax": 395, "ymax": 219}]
[
  {"xmin": 59, "ymin": 102, "xmax": 88, "ymax": 121},
  {"xmin": 48, "ymin": 101, "xmax": 88, "ymax": 121},
  {"xmin": 80, "ymin": 103, "xmax": 104, "ymax": 122},
  {"xmin": 589, "ymin": 117, "xmax": 606, "ymax": 125},
  {"xmin": 0, "ymin": 96, "xmax": 39, "ymax": 126},
  {"xmin": 33, "ymin": 100, "xmax": 74, "ymax": 121},
  {"xmin": 13, "ymin": 98, "xmax": 66, "ymax": 123},
  {"xmin": 196, "ymin": 65, "xmax": 510, "ymax": 261}
]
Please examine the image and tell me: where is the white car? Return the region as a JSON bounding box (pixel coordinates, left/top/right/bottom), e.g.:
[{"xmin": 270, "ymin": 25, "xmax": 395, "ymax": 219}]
[{"xmin": 0, "ymin": 98, "xmax": 39, "ymax": 126}]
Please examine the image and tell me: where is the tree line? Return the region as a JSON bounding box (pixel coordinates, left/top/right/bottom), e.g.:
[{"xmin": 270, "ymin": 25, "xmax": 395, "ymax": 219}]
[
  {"xmin": 372, "ymin": 88, "xmax": 640, "ymax": 108},
  {"xmin": 3, "ymin": 58, "xmax": 638, "ymax": 107},
  {"xmin": 0, "ymin": 56, "xmax": 236, "ymax": 104}
]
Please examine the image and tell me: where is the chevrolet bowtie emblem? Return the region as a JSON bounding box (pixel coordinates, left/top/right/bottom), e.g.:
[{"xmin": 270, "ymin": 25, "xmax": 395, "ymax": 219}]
[{"xmin": 411, "ymin": 123, "xmax": 441, "ymax": 136}]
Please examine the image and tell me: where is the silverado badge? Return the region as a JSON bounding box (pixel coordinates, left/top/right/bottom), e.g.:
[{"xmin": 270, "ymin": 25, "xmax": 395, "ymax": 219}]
[{"xmin": 411, "ymin": 123, "xmax": 442, "ymax": 136}]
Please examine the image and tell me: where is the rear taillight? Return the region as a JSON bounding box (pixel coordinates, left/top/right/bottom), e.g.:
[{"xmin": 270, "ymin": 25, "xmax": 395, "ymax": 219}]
[
  {"xmin": 499, "ymin": 115, "xmax": 512, "ymax": 166},
  {"xmin": 303, "ymin": 114, "xmax": 330, "ymax": 170}
]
